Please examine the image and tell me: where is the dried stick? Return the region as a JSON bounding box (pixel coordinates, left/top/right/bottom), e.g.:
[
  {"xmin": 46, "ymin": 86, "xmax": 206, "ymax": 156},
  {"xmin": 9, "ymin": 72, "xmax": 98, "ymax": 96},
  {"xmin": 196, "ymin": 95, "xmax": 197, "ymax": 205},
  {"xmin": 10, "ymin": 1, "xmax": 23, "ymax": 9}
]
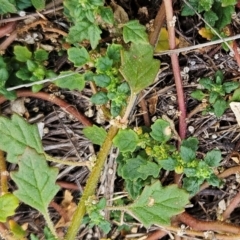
[
  {"xmin": 0, "ymin": 89, "xmax": 92, "ymax": 126},
  {"xmin": 139, "ymin": 92, "xmax": 151, "ymax": 127},
  {"xmin": 148, "ymin": 2, "xmax": 166, "ymax": 47}
]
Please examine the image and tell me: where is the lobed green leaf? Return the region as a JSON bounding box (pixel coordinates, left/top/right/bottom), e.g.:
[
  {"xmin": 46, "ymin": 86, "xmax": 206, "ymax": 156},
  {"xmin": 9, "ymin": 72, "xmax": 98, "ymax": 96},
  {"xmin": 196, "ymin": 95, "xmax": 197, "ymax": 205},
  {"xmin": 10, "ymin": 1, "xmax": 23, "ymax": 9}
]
[
  {"xmin": 223, "ymin": 82, "xmax": 240, "ymax": 93},
  {"xmin": 55, "ymin": 71, "xmax": 85, "ymax": 91},
  {"xmin": 68, "ymin": 47, "xmax": 89, "ymax": 67},
  {"xmin": 180, "ymin": 146, "xmax": 196, "ymax": 163},
  {"xmin": 0, "ymin": 114, "xmax": 44, "ymax": 163},
  {"xmin": 191, "ymin": 89, "xmax": 206, "ymax": 101},
  {"xmin": 99, "ymin": 6, "xmax": 114, "ymax": 24},
  {"xmin": 212, "ymin": 2, "xmax": 235, "ymax": 30},
  {"xmin": 213, "ymin": 98, "xmax": 228, "ymax": 117},
  {"xmin": 93, "ymin": 74, "xmax": 111, "ymax": 87},
  {"xmin": 128, "ymin": 181, "xmax": 189, "ymax": 226},
  {"xmin": 204, "ymin": 150, "xmax": 222, "ymax": 167},
  {"xmin": 31, "ymin": 0, "xmax": 45, "ymax": 10},
  {"xmin": 14, "ymin": 46, "xmax": 32, "ymax": 62},
  {"xmin": 34, "ymin": 49, "xmax": 48, "ymax": 62},
  {"xmin": 11, "ymin": 148, "xmax": 60, "ymax": 215},
  {"xmin": 113, "ymin": 129, "xmax": 139, "ymax": 152},
  {"xmin": 123, "ymin": 20, "xmax": 148, "ymax": 44},
  {"xmin": 181, "ymin": 137, "xmax": 199, "ymax": 152},
  {"xmin": 91, "ymin": 92, "xmax": 108, "ymax": 105},
  {"xmin": 120, "ymin": 43, "xmax": 160, "ymax": 94},
  {"xmin": 83, "ymin": 125, "xmax": 107, "ymax": 146},
  {"xmin": 0, "ymin": 0, "xmax": 17, "ymax": 14}
]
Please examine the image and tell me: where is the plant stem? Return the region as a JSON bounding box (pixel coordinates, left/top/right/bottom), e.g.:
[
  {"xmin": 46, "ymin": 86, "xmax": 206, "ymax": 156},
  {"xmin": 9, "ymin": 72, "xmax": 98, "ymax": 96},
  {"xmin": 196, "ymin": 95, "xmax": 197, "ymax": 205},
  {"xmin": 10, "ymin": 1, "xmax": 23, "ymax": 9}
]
[
  {"xmin": 106, "ymin": 206, "xmax": 127, "ymax": 211},
  {"xmin": 163, "ymin": 0, "xmax": 186, "ymax": 140},
  {"xmin": 0, "ymin": 89, "xmax": 92, "ymax": 126},
  {"xmin": 0, "ymin": 150, "xmax": 8, "ymax": 194},
  {"xmin": 45, "ymin": 154, "xmax": 91, "ymax": 168},
  {"xmin": 43, "ymin": 211, "xmax": 58, "ymax": 239},
  {"xmin": 65, "ymin": 125, "xmax": 119, "ymax": 240},
  {"xmin": 121, "ymin": 93, "xmax": 137, "ymax": 124}
]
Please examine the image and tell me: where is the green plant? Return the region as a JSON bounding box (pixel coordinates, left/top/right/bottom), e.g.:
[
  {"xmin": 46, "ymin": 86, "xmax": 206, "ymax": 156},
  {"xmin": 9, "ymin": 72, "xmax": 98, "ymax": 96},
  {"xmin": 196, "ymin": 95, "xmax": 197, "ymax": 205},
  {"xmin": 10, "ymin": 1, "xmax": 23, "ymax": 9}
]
[
  {"xmin": 30, "ymin": 227, "xmax": 56, "ymax": 240},
  {"xmin": 191, "ymin": 70, "xmax": 239, "ymax": 117},
  {"xmin": 0, "ymin": 46, "xmax": 85, "ymax": 99},
  {"xmin": 82, "ymin": 197, "xmax": 111, "ymax": 234},
  {"xmin": 181, "ymin": 0, "xmax": 236, "ymax": 48},
  {"xmin": 112, "ymin": 119, "xmax": 222, "ymax": 195},
  {"xmin": 0, "ymin": 0, "xmax": 45, "ymax": 13}
]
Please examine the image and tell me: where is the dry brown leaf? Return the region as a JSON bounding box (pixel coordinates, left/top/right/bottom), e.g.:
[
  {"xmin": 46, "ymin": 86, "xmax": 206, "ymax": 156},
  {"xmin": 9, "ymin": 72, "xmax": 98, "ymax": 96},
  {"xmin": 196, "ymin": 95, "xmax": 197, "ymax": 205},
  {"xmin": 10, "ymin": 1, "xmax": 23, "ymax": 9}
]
[
  {"xmin": 231, "ymin": 151, "xmax": 240, "ymax": 164},
  {"xmin": 230, "ymin": 102, "xmax": 240, "ymax": 127},
  {"xmin": 55, "ymin": 190, "xmax": 77, "ymax": 228},
  {"xmin": 147, "ymin": 94, "xmax": 158, "ymax": 115}
]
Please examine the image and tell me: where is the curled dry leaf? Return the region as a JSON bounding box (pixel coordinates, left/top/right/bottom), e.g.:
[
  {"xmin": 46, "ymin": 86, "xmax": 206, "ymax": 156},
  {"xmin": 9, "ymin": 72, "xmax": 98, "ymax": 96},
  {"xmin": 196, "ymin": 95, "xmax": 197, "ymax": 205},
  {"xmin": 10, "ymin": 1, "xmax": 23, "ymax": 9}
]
[
  {"xmin": 55, "ymin": 190, "xmax": 77, "ymax": 228},
  {"xmin": 147, "ymin": 94, "xmax": 158, "ymax": 115},
  {"xmin": 230, "ymin": 102, "xmax": 240, "ymax": 127}
]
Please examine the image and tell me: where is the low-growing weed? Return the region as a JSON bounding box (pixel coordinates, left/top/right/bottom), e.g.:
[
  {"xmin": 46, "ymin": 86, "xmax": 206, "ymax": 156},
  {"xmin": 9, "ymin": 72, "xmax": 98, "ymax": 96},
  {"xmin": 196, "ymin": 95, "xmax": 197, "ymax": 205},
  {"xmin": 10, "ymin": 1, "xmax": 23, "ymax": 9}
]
[
  {"xmin": 112, "ymin": 119, "xmax": 222, "ymax": 196},
  {"xmin": 191, "ymin": 70, "xmax": 239, "ymax": 117},
  {"xmin": 181, "ymin": 0, "xmax": 236, "ymax": 48}
]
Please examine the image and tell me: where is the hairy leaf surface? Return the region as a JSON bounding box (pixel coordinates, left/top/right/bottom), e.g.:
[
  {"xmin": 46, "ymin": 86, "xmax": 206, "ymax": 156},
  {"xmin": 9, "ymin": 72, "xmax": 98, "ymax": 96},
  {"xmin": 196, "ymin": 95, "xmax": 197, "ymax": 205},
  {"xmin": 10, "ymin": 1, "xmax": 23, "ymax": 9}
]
[
  {"xmin": 11, "ymin": 148, "xmax": 60, "ymax": 215},
  {"xmin": 128, "ymin": 181, "xmax": 189, "ymax": 226},
  {"xmin": 120, "ymin": 44, "xmax": 160, "ymax": 94},
  {"xmin": 0, "ymin": 114, "xmax": 43, "ymax": 163}
]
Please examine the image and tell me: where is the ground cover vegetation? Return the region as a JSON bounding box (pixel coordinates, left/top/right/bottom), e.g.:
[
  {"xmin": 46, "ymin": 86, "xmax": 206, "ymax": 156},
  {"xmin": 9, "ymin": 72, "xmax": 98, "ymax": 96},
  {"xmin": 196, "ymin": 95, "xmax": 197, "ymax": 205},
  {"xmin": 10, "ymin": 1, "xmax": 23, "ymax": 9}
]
[{"xmin": 0, "ymin": 0, "xmax": 240, "ymax": 239}]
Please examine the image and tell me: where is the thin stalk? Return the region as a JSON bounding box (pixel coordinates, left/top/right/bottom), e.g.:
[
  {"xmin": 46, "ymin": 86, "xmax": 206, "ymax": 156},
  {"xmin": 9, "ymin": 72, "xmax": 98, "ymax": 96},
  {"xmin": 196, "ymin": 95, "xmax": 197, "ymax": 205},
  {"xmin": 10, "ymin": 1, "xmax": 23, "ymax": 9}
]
[
  {"xmin": 106, "ymin": 206, "xmax": 127, "ymax": 211},
  {"xmin": 163, "ymin": 0, "xmax": 186, "ymax": 140},
  {"xmin": 43, "ymin": 211, "xmax": 58, "ymax": 239},
  {"xmin": 0, "ymin": 150, "xmax": 8, "ymax": 194},
  {"xmin": 65, "ymin": 125, "xmax": 119, "ymax": 240},
  {"xmin": 121, "ymin": 93, "xmax": 137, "ymax": 124},
  {"xmin": 0, "ymin": 90, "xmax": 92, "ymax": 127},
  {"xmin": 44, "ymin": 154, "xmax": 91, "ymax": 168}
]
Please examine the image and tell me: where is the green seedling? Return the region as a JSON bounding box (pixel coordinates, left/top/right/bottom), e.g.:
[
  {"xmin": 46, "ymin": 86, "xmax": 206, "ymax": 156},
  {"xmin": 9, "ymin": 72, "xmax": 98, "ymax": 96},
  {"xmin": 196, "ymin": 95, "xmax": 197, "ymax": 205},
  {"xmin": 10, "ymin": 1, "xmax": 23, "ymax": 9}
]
[
  {"xmin": 181, "ymin": 0, "xmax": 236, "ymax": 50},
  {"xmin": 0, "ymin": 0, "xmax": 45, "ymax": 14},
  {"xmin": 191, "ymin": 70, "xmax": 239, "ymax": 117},
  {"xmin": 83, "ymin": 197, "xmax": 111, "ymax": 234},
  {"xmin": 113, "ymin": 119, "xmax": 222, "ymax": 195}
]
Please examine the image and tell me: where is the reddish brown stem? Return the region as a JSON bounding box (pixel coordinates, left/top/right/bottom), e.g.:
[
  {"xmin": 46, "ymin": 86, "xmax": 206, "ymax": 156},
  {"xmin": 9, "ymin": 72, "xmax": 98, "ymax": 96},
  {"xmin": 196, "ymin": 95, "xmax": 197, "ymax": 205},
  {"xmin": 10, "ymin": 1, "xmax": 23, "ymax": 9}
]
[
  {"xmin": 146, "ymin": 230, "xmax": 167, "ymax": 240},
  {"xmin": 50, "ymin": 201, "xmax": 70, "ymax": 223},
  {"xmin": 0, "ymin": 89, "xmax": 92, "ymax": 126},
  {"xmin": 57, "ymin": 181, "xmax": 80, "ymax": 191},
  {"xmin": 178, "ymin": 212, "xmax": 240, "ymax": 234},
  {"xmin": 222, "ymin": 191, "xmax": 240, "ymax": 220},
  {"xmin": 233, "ymin": 40, "xmax": 240, "ymax": 67},
  {"xmin": 0, "ymin": 30, "xmax": 17, "ymax": 51},
  {"xmin": 0, "ymin": 22, "xmax": 17, "ymax": 38},
  {"xmin": 163, "ymin": 0, "xmax": 186, "ymax": 140},
  {"xmin": 149, "ymin": 2, "xmax": 166, "ymax": 47},
  {"xmin": 139, "ymin": 92, "xmax": 151, "ymax": 127}
]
